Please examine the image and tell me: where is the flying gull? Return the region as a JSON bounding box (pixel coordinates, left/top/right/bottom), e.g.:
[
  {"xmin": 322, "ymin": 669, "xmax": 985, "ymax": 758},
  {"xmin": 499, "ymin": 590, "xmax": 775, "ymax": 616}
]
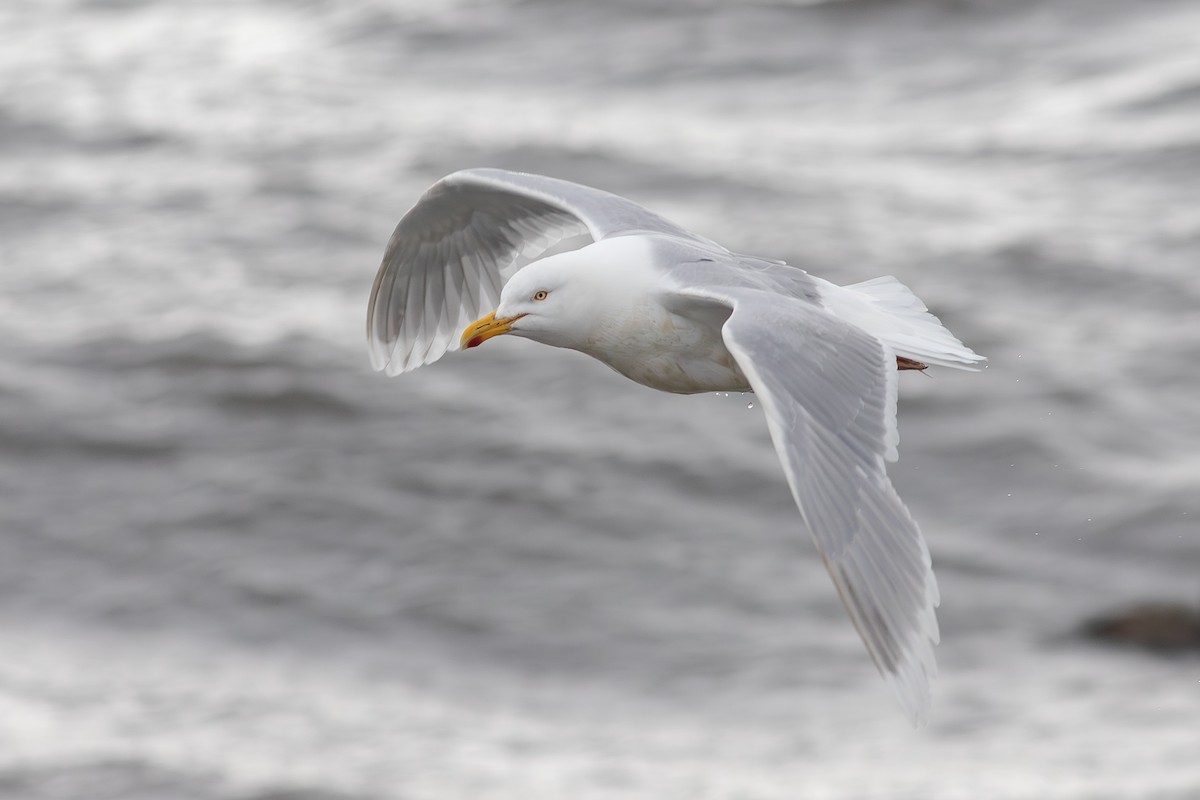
[{"xmin": 366, "ymin": 168, "xmax": 984, "ymax": 724}]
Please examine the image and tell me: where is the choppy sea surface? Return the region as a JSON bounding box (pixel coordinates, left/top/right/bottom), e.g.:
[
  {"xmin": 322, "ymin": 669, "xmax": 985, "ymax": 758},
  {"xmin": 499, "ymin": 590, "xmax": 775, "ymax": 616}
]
[{"xmin": 2, "ymin": 0, "xmax": 1199, "ymax": 797}]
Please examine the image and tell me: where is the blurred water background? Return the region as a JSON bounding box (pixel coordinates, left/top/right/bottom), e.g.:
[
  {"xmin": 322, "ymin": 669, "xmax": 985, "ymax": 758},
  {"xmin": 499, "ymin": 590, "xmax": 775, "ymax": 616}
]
[{"xmin": 2, "ymin": 0, "xmax": 1199, "ymax": 798}]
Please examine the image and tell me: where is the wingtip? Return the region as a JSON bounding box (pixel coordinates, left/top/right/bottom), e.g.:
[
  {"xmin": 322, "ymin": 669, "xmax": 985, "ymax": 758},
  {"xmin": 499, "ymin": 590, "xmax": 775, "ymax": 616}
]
[
  {"xmin": 885, "ymin": 656, "xmax": 935, "ymax": 728},
  {"xmin": 366, "ymin": 337, "xmax": 391, "ymax": 373}
]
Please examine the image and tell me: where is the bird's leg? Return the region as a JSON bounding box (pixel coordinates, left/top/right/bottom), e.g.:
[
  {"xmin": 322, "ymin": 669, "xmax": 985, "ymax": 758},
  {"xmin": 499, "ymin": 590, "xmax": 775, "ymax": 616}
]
[{"xmin": 897, "ymin": 357, "xmax": 928, "ymax": 371}]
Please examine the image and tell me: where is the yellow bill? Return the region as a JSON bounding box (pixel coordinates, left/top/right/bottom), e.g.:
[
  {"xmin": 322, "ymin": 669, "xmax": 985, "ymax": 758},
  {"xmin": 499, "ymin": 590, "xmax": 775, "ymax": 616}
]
[{"xmin": 461, "ymin": 311, "xmax": 526, "ymax": 349}]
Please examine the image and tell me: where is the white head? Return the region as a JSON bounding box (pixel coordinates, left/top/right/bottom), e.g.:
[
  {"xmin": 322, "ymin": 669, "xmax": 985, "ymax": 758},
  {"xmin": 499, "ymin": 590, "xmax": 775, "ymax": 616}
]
[{"xmin": 460, "ymin": 239, "xmax": 649, "ymax": 353}]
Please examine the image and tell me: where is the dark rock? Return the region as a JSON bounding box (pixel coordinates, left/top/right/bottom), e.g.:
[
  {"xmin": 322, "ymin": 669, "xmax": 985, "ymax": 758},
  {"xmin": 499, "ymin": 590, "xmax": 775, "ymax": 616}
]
[{"xmin": 1082, "ymin": 602, "xmax": 1200, "ymax": 654}]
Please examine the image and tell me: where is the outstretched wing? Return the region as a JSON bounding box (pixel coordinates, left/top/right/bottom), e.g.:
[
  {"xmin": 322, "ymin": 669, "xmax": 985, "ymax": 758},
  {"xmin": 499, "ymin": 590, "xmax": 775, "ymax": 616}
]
[
  {"xmin": 676, "ymin": 285, "xmax": 940, "ymax": 726},
  {"xmin": 367, "ymin": 168, "xmax": 712, "ymax": 375}
]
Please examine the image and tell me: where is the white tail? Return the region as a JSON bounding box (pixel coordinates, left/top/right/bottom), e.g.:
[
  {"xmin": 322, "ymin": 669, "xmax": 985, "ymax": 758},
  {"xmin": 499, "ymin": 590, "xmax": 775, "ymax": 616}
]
[{"xmin": 821, "ymin": 276, "xmax": 985, "ymax": 370}]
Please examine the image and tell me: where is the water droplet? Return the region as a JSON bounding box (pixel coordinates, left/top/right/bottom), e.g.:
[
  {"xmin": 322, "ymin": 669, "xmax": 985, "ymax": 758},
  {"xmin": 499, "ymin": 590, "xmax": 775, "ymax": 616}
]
[{"xmin": 747, "ymin": 401, "xmax": 754, "ymax": 409}]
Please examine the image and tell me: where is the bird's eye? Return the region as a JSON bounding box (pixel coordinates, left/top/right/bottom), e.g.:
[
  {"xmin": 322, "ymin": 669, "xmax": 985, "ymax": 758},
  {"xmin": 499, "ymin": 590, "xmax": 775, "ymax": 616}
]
[{"xmin": 533, "ymin": 290, "xmax": 549, "ymax": 301}]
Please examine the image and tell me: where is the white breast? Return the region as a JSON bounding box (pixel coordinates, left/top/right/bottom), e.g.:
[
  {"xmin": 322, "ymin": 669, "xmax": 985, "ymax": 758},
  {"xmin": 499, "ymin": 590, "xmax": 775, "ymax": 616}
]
[{"xmin": 580, "ymin": 298, "xmax": 750, "ymax": 395}]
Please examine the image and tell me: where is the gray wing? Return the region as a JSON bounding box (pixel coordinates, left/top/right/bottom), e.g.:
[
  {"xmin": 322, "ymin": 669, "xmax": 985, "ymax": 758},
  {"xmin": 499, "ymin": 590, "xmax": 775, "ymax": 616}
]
[
  {"xmin": 367, "ymin": 168, "xmax": 712, "ymax": 375},
  {"xmin": 676, "ymin": 284, "xmax": 940, "ymax": 726}
]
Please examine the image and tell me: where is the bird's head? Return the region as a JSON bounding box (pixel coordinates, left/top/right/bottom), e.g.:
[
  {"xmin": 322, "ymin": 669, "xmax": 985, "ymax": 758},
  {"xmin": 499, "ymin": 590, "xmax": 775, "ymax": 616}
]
[{"xmin": 460, "ymin": 251, "xmax": 598, "ymax": 352}]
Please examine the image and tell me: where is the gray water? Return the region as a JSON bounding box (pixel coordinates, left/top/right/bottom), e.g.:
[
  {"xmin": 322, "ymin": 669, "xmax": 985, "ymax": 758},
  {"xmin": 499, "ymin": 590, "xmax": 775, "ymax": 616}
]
[{"xmin": 2, "ymin": 0, "xmax": 1199, "ymax": 797}]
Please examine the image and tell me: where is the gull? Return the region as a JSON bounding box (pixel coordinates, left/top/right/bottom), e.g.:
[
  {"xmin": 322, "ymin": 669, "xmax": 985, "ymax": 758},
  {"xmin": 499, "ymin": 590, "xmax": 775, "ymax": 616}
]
[{"xmin": 366, "ymin": 168, "xmax": 984, "ymax": 724}]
